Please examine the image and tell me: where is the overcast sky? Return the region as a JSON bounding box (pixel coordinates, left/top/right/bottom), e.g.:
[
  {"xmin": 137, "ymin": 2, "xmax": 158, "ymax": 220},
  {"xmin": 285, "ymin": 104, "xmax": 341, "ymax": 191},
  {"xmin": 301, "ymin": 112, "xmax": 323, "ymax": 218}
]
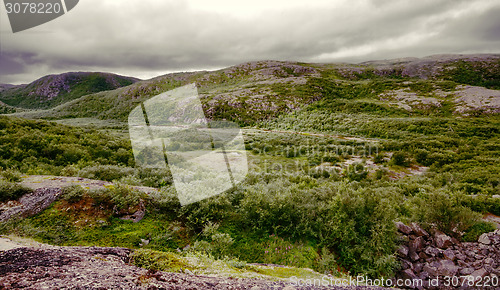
[{"xmin": 0, "ymin": 0, "xmax": 499, "ymax": 84}]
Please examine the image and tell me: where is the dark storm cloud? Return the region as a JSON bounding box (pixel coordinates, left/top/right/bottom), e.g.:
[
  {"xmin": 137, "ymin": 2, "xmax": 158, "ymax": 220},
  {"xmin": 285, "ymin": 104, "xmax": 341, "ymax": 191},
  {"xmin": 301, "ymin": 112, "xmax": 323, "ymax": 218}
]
[{"xmin": 0, "ymin": 0, "xmax": 498, "ymax": 84}]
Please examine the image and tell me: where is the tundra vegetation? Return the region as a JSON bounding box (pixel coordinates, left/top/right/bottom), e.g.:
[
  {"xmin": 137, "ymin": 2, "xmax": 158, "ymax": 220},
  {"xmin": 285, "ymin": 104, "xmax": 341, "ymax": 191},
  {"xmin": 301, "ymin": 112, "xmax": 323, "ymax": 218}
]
[{"xmin": 0, "ymin": 56, "xmax": 499, "ymax": 279}]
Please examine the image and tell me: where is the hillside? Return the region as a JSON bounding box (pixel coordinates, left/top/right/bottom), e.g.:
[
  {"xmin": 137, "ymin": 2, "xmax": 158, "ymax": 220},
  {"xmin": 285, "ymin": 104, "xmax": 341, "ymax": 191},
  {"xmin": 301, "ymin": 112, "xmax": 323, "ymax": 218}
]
[
  {"xmin": 5, "ymin": 54, "xmax": 499, "ymax": 126},
  {"xmin": 0, "ymin": 72, "xmax": 140, "ymax": 110}
]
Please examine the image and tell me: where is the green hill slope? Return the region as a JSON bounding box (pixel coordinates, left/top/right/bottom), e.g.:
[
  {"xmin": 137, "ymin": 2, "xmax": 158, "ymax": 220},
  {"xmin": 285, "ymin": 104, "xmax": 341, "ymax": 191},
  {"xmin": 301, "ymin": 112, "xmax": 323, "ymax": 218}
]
[
  {"xmin": 6, "ymin": 54, "xmax": 499, "ymax": 126},
  {"xmin": 0, "ymin": 72, "xmax": 139, "ymax": 109}
]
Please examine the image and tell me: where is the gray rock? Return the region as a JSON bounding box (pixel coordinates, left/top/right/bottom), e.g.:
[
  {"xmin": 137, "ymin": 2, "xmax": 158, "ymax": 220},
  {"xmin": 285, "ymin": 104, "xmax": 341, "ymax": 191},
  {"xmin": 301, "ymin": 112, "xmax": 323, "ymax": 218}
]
[
  {"xmin": 435, "ymin": 233, "xmax": 453, "ymax": 249},
  {"xmin": 424, "ymin": 246, "xmax": 441, "ymax": 257},
  {"xmin": 410, "ymin": 236, "xmax": 425, "ymax": 253},
  {"xmin": 413, "ymin": 262, "xmax": 423, "ymax": 273},
  {"xmin": 442, "ymin": 249, "xmax": 455, "ymax": 261},
  {"xmin": 401, "ymin": 268, "xmax": 419, "ymax": 281},
  {"xmin": 398, "ymin": 245, "xmax": 409, "ymax": 257},
  {"xmin": 396, "ymin": 222, "xmax": 413, "ymax": 235},
  {"xmin": 410, "ymin": 223, "xmax": 429, "ymax": 237},
  {"xmin": 423, "ymin": 263, "xmax": 438, "ymax": 277},
  {"xmin": 460, "ymin": 267, "xmax": 474, "ymax": 275},
  {"xmin": 409, "ymin": 250, "xmax": 420, "ymax": 262},
  {"xmin": 484, "ymin": 257, "xmax": 495, "ymax": 264},
  {"xmin": 478, "ymin": 233, "xmax": 491, "ymax": 245},
  {"xmin": 470, "ymin": 268, "xmax": 488, "ymax": 278},
  {"xmin": 0, "ymin": 188, "xmax": 62, "ymax": 222},
  {"xmin": 437, "ymin": 259, "xmax": 459, "ymax": 276}
]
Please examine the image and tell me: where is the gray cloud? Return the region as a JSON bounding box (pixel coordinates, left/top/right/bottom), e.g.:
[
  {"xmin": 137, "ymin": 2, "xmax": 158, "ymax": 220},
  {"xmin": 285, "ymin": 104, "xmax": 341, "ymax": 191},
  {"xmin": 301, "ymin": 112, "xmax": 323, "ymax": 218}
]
[{"xmin": 0, "ymin": 0, "xmax": 498, "ymax": 84}]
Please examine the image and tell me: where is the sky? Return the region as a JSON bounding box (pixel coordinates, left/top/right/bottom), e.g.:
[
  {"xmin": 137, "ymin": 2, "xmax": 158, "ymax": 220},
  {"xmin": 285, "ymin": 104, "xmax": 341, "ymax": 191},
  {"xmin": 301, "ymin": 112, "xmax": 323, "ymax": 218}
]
[{"xmin": 0, "ymin": 0, "xmax": 499, "ymax": 84}]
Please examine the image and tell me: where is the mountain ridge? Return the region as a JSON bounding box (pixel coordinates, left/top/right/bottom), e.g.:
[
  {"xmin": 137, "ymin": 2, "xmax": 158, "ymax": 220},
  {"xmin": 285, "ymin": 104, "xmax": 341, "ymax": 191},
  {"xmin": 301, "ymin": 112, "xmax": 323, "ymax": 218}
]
[
  {"xmin": 0, "ymin": 72, "xmax": 140, "ymax": 110},
  {"xmin": 1, "ymin": 54, "xmax": 499, "ymax": 125}
]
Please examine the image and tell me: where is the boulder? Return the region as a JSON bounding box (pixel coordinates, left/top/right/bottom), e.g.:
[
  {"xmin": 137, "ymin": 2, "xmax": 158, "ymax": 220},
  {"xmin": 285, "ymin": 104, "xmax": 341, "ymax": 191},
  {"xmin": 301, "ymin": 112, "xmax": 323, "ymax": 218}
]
[
  {"xmin": 478, "ymin": 233, "xmax": 491, "ymax": 245},
  {"xmin": 423, "ymin": 263, "xmax": 438, "ymax": 277},
  {"xmin": 396, "ymin": 222, "xmax": 413, "ymax": 235},
  {"xmin": 434, "ymin": 233, "xmax": 453, "ymax": 249},
  {"xmin": 470, "ymin": 268, "xmax": 488, "ymax": 279},
  {"xmin": 424, "ymin": 246, "xmax": 441, "ymax": 257},
  {"xmin": 397, "ymin": 245, "xmax": 409, "ymax": 257},
  {"xmin": 437, "ymin": 259, "xmax": 459, "ymax": 276},
  {"xmin": 410, "ymin": 223, "xmax": 429, "ymax": 237},
  {"xmin": 442, "ymin": 249, "xmax": 455, "ymax": 261},
  {"xmin": 410, "ymin": 236, "xmax": 425, "ymax": 253}
]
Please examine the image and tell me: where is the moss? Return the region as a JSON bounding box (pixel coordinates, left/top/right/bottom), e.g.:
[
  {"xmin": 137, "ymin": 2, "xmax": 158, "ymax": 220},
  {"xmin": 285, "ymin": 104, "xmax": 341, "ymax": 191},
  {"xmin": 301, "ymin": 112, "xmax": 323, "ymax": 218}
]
[{"xmin": 131, "ymin": 249, "xmax": 196, "ymax": 272}]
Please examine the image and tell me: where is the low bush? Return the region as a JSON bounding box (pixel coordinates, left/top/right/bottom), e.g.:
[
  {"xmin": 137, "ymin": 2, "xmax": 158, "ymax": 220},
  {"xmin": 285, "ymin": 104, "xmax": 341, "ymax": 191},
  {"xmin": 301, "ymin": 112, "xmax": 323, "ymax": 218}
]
[
  {"xmin": 462, "ymin": 221, "xmax": 496, "ymax": 242},
  {"xmin": 130, "ymin": 249, "xmax": 194, "ymax": 272},
  {"xmin": 0, "ymin": 178, "xmax": 32, "ymax": 202}
]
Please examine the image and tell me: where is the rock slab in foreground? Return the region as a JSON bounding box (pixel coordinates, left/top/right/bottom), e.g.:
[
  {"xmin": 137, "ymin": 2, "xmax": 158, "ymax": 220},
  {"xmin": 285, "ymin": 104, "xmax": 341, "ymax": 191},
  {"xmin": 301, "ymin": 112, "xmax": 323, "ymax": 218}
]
[{"xmin": 0, "ymin": 246, "xmax": 384, "ymax": 289}]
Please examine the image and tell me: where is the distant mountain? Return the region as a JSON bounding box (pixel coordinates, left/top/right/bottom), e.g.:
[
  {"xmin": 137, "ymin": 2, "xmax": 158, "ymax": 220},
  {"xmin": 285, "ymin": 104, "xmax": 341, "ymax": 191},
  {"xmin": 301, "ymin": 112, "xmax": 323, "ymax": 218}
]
[
  {"xmin": 0, "ymin": 72, "xmax": 140, "ymax": 109},
  {"xmin": 5, "ymin": 54, "xmax": 500, "ymax": 124}
]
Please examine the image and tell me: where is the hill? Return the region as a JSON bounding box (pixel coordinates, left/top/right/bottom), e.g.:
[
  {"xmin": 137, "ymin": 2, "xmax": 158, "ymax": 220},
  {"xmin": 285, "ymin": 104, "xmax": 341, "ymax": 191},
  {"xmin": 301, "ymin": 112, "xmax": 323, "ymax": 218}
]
[
  {"xmin": 5, "ymin": 54, "xmax": 499, "ymax": 125},
  {"xmin": 0, "ymin": 72, "xmax": 140, "ymax": 110}
]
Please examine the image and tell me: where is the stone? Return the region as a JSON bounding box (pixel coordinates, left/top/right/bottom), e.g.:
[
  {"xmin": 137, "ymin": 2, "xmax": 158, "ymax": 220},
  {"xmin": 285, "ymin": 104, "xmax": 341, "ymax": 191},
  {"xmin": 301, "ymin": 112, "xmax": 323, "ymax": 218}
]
[
  {"xmin": 396, "ymin": 222, "xmax": 413, "ymax": 235},
  {"xmin": 437, "ymin": 259, "xmax": 459, "ymax": 276},
  {"xmin": 413, "ymin": 263, "xmax": 423, "ymax": 273},
  {"xmin": 397, "ymin": 245, "xmax": 409, "ymax": 257},
  {"xmin": 400, "ymin": 269, "xmax": 419, "ymax": 281},
  {"xmin": 442, "ymin": 249, "xmax": 455, "ymax": 261},
  {"xmin": 457, "ymin": 260, "xmax": 470, "ymax": 267},
  {"xmin": 470, "ymin": 268, "xmax": 488, "ymax": 279},
  {"xmin": 418, "ymin": 252, "xmax": 429, "ymax": 260},
  {"xmin": 423, "ymin": 263, "xmax": 438, "ymax": 277},
  {"xmin": 400, "ymin": 259, "xmax": 413, "ymax": 270},
  {"xmin": 460, "ymin": 267, "xmax": 474, "ymax": 275},
  {"xmin": 0, "ymin": 188, "xmax": 62, "ymax": 222},
  {"xmin": 419, "ymin": 271, "xmax": 429, "ymax": 280},
  {"xmin": 484, "ymin": 258, "xmax": 495, "ymax": 265},
  {"xmin": 410, "ymin": 223, "xmax": 429, "ymax": 237},
  {"xmin": 478, "ymin": 233, "xmax": 491, "ymax": 245},
  {"xmin": 435, "ymin": 233, "xmax": 453, "ymax": 249},
  {"xmin": 409, "ymin": 251, "xmax": 420, "ymax": 262},
  {"xmin": 424, "ymin": 246, "xmax": 441, "ymax": 257},
  {"xmin": 410, "ymin": 236, "xmax": 425, "ymax": 253}
]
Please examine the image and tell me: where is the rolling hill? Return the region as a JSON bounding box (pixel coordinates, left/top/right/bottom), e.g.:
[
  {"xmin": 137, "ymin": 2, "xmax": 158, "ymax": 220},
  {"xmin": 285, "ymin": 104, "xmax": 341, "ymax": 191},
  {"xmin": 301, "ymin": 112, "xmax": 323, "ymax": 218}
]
[
  {"xmin": 3, "ymin": 54, "xmax": 499, "ymax": 126},
  {"xmin": 0, "ymin": 72, "xmax": 140, "ymax": 110}
]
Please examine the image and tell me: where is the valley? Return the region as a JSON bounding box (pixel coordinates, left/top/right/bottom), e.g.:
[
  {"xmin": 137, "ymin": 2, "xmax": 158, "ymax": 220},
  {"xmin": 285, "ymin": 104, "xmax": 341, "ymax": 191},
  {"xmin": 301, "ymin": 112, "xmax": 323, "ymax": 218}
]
[{"xmin": 0, "ymin": 54, "xmax": 499, "ymax": 288}]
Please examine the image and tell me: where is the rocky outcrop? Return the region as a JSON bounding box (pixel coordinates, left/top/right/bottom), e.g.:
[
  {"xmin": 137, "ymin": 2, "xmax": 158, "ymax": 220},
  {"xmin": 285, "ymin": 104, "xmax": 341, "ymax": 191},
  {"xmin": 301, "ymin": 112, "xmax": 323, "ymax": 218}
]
[
  {"xmin": 395, "ymin": 222, "xmax": 500, "ymax": 289},
  {"xmin": 0, "ymin": 246, "xmax": 383, "ymax": 289},
  {"xmin": 0, "ymin": 188, "xmax": 62, "ymax": 222}
]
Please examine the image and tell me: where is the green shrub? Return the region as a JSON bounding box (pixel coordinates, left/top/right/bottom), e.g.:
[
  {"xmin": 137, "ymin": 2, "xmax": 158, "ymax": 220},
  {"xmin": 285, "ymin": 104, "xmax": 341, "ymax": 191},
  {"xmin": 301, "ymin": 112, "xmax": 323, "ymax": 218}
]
[
  {"xmin": 61, "ymin": 184, "xmax": 86, "ymax": 203},
  {"xmin": 0, "ymin": 169, "xmax": 22, "ymax": 182},
  {"xmin": 78, "ymin": 165, "xmax": 135, "ymax": 182},
  {"xmin": 391, "ymin": 151, "xmax": 409, "ymax": 167},
  {"xmin": 130, "ymin": 249, "xmax": 194, "ymax": 272},
  {"xmin": 0, "ymin": 178, "xmax": 32, "ymax": 202},
  {"xmin": 462, "ymin": 221, "xmax": 496, "ymax": 242},
  {"xmin": 412, "ymin": 191, "xmax": 481, "ymax": 237},
  {"xmin": 261, "ymin": 234, "xmax": 318, "ymax": 268}
]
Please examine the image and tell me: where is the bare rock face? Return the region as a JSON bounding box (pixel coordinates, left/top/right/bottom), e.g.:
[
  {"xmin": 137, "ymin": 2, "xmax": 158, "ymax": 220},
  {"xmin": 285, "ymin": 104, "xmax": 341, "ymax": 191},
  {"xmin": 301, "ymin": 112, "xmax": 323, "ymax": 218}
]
[
  {"xmin": 0, "ymin": 188, "xmax": 62, "ymax": 222},
  {"xmin": 395, "ymin": 223, "xmax": 500, "ymax": 289},
  {"xmin": 0, "ymin": 246, "xmax": 384, "ymax": 289}
]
